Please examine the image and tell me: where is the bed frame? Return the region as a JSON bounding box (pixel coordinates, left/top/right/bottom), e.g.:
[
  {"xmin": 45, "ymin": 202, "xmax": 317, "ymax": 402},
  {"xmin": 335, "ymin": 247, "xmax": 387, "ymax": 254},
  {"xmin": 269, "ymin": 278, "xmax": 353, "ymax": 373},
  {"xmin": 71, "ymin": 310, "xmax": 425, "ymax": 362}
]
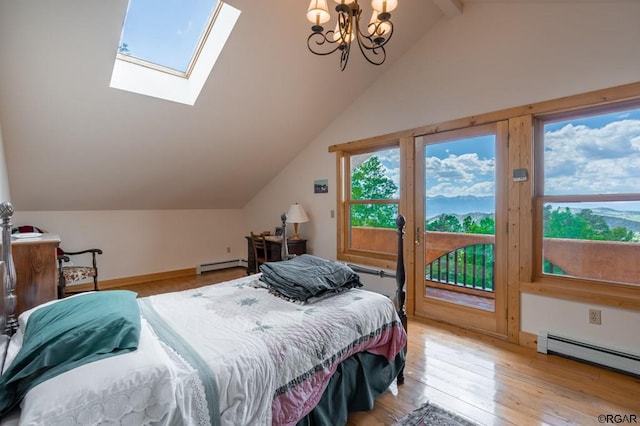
[
  {"xmin": 1, "ymin": 201, "xmax": 17, "ymax": 338},
  {"xmin": 347, "ymin": 214, "xmax": 407, "ymax": 383}
]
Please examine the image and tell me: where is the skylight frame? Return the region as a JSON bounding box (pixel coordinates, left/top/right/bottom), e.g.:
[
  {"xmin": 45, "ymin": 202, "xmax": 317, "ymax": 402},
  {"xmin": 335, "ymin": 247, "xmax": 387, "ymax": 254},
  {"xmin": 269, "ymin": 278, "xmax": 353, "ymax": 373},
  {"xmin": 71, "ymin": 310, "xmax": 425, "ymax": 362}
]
[
  {"xmin": 110, "ymin": 1, "xmax": 240, "ymax": 105},
  {"xmin": 115, "ymin": 1, "xmax": 224, "ymax": 79}
]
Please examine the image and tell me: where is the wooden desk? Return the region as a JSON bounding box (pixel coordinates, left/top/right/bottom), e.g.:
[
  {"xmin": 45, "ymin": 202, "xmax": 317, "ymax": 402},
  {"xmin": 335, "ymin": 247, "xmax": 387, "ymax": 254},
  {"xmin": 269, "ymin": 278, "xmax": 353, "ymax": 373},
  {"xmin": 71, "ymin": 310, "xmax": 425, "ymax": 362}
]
[
  {"xmin": 8, "ymin": 234, "xmax": 60, "ymax": 316},
  {"xmin": 245, "ymin": 236, "xmax": 307, "ymax": 274}
]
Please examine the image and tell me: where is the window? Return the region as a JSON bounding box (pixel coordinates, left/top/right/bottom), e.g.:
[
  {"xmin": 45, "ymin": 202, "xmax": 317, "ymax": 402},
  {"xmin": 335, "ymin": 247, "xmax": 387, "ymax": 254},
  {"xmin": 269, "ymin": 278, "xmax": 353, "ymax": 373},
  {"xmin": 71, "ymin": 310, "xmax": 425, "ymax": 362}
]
[
  {"xmin": 422, "ymin": 131, "xmax": 498, "ymax": 299},
  {"xmin": 110, "ymin": 0, "xmax": 240, "ymax": 105},
  {"xmin": 329, "ymin": 83, "xmax": 640, "ymax": 336},
  {"xmin": 535, "ymin": 102, "xmax": 640, "ymax": 287},
  {"xmin": 336, "ymin": 143, "xmax": 401, "ymax": 266},
  {"xmin": 118, "ymin": 0, "xmax": 221, "ymax": 75}
]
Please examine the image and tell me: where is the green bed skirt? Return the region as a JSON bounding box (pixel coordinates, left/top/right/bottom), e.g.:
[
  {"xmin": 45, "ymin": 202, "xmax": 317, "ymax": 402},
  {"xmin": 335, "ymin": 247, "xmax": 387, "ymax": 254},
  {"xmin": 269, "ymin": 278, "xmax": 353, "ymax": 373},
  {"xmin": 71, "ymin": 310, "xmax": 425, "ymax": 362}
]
[{"xmin": 297, "ymin": 350, "xmax": 405, "ymax": 426}]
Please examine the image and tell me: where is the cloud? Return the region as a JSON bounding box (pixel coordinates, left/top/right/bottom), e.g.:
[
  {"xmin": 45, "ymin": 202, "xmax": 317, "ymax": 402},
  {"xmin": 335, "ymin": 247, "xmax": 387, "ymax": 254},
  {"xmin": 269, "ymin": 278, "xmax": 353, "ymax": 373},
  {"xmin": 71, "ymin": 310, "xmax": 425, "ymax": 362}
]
[
  {"xmin": 351, "ymin": 115, "xmax": 640, "ymax": 199},
  {"xmin": 428, "ymin": 180, "xmax": 495, "ymax": 197},
  {"xmin": 544, "ymin": 119, "xmax": 640, "ymax": 194},
  {"xmin": 426, "ymin": 153, "xmax": 495, "ymax": 196},
  {"xmin": 176, "ymin": 20, "xmax": 194, "ymax": 36}
]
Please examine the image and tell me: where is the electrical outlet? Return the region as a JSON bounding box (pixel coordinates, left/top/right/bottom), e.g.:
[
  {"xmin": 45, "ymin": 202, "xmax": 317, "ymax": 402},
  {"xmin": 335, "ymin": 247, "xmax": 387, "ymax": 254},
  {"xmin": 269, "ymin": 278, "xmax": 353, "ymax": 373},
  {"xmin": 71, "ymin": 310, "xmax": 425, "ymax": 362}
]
[
  {"xmin": 330, "ymin": 209, "xmax": 335, "ymax": 218},
  {"xmin": 226, "ymin": 247, "xmax": 231, "ymax": 253},
  {"xmin": 589, "ymin": 309, "xmax": 602, "ymax": 325}
]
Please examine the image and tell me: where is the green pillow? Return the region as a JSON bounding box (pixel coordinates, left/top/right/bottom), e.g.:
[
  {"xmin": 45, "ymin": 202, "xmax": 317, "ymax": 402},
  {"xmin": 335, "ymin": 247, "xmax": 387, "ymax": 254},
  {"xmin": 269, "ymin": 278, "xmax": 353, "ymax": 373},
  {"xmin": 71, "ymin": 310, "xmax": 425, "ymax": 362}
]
[{"xmin": 0, "ymin": 290, "xmax": 141, "ymax": 415}]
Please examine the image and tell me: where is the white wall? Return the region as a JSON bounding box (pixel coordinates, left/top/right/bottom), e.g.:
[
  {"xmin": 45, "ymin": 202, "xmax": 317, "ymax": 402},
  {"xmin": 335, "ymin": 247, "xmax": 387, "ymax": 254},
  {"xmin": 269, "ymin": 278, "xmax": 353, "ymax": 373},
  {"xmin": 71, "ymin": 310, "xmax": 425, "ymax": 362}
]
[
  {"xmin": 246, "ymin": 1, "xmax": 640, "ymax": 348},
  {"xmin": 13, "ymin": 209, "xmax": 246, "ymax": 281},
  {"xmin": 522, "ymin": 294, "xmax": 640, "ymax": 356}
]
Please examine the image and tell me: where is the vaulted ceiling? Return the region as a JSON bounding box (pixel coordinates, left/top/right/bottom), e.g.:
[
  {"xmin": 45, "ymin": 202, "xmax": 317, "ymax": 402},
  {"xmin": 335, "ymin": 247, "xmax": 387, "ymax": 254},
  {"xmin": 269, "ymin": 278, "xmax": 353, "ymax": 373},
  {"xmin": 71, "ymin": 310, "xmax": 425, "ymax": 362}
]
[{"xmin": 0, "ymin": 0, "xmax": 473, "ymax": 210}]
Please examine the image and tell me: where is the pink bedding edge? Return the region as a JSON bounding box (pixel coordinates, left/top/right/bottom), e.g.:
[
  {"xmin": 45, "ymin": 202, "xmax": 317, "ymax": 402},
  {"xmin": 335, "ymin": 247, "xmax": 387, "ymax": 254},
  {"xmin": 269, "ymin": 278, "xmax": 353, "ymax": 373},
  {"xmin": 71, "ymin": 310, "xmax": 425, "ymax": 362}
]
[{"xmin": 271, "ymin": 323, "xmax": 407, "ymax": 425}]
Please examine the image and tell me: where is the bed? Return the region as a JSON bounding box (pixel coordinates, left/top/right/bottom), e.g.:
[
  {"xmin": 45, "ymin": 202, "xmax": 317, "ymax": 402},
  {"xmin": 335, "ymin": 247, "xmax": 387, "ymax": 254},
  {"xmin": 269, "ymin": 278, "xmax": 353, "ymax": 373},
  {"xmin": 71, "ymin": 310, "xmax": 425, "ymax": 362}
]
[{"xmin": 0, "ymin": 202, "xmax": 408, "ymax": 426}]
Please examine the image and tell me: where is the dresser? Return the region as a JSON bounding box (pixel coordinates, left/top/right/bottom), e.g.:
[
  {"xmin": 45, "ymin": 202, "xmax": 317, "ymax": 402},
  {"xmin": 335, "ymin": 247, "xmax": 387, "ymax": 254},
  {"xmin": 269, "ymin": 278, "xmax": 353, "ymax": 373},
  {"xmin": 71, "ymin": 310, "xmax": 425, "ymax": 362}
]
[
  {"xmin": 9, "ymin": 234, "xmax": 60, "ymax": 316},
  {"xmin": 245, "ymin": 237, "xmax": 307, "ymax": 274}
]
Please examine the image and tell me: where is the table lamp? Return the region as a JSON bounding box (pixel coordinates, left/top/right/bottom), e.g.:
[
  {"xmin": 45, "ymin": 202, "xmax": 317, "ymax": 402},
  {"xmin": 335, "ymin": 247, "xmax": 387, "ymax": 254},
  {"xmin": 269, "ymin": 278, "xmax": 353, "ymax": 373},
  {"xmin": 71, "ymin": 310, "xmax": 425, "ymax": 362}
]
[{"xmin": 286, "ymin": 203, "xmax": 309, "ymax": 240}]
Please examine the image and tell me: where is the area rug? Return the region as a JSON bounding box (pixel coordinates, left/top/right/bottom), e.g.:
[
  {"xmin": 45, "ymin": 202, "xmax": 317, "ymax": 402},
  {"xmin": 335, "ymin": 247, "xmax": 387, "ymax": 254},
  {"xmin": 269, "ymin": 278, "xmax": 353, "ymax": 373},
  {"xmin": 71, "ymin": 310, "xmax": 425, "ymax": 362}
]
[{"xmin": 392, "ymin": 401, "xmax": 480, "ymax": 426}]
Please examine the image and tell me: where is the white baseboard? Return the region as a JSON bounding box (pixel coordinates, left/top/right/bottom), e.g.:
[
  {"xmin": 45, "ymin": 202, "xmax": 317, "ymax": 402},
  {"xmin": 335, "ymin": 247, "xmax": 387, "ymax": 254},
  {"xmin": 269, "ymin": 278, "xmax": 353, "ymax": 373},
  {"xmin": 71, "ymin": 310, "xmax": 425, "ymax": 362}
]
[{"xmin": 197, "ymin": 259, "xmax": 247, "ymax": 274}]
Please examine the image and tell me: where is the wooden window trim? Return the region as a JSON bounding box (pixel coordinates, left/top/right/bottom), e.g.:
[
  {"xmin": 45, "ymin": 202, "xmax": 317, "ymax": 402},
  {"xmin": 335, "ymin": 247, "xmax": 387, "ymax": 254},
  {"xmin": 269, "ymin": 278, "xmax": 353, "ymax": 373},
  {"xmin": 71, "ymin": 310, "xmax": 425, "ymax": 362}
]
[
  {"xmin": 336, "ymin": 143, "xmax": 401, "ymax": 269},
  {"xmin": 530, "ymin": 100, "xmax": 640, "ymax": 305},
  {"xmin": 330, "ymin": 81, "xmax": 640, "ymax": 310}
]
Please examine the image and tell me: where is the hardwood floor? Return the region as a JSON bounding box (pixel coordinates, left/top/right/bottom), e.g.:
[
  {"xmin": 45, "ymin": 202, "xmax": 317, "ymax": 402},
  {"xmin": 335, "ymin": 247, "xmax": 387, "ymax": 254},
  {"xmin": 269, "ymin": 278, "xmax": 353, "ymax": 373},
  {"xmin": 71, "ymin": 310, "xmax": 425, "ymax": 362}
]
[
  {"xmin": 111, "ymin": 267, "xmax": 250, "ymax": 298},
  {"xmin": 113, "ymin": 269, "xmax": 640, "ymax": 426}
]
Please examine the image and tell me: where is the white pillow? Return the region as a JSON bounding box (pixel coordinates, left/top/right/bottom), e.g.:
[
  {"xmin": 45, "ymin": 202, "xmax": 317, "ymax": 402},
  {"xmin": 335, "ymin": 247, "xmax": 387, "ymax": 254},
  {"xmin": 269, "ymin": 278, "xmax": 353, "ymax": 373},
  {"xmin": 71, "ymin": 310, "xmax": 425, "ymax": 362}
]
[{"xmin": 18, "ymin": 319, "xmax": 197, "ymax": 426}]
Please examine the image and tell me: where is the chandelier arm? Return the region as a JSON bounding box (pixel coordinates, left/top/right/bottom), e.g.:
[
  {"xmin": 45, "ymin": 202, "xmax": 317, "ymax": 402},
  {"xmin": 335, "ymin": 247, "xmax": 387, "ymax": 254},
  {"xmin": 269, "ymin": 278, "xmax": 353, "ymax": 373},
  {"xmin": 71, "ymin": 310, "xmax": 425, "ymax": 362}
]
[
  {"xmin": 307, "ymin": 31, "xmax": 343, "ymax": 56},
  {"xmin": 339, "ymin": 41, "xmax": 351, "ymax": 71},
  {"xmin": 351, "ymin": 14, "xmax": 389, "ymax": 65},
  {"xmin": 356, "ymin": 40, "xmax": 386, "ymax": 66},
  {"xmin": 361, "ymin": 30, "xmax": 394, "ymax": 66},
  {"xmin": 337, "ymin": 9, "xmax": 351, "ymax": 44},
  {"xmin": 365, "ymin": 20, "xmax": 394, "ymax": 47}
]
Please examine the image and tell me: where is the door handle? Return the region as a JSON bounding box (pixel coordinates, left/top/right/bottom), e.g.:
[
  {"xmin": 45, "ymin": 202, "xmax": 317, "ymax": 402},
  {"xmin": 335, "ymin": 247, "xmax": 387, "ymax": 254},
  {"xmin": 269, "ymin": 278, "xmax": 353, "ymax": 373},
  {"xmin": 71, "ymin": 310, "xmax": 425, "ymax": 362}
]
[{"xmin": 415, "ymin": 227, "xmax": 421, "ymax": 246}]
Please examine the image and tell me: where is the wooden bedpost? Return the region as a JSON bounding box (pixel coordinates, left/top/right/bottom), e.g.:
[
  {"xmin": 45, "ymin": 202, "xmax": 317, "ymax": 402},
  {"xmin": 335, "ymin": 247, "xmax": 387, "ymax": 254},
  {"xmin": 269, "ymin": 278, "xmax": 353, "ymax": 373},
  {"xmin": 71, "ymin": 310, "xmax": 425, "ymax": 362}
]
[
  {"xmin": 0, "ymin": 202, "xmax": 18, "ymax": 335},
  {"xmin": 395, "ymin": 214, "xmax": 407, "ymax": 384}
]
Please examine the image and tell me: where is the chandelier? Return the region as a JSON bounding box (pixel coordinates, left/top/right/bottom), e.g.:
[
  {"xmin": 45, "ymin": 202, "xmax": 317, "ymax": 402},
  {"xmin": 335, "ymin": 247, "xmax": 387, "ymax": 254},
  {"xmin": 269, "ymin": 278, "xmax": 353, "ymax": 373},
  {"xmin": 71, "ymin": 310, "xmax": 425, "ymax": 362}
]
[{"xmin": 306, "ymin": 0, "xmax": 398, "ymax": 71}]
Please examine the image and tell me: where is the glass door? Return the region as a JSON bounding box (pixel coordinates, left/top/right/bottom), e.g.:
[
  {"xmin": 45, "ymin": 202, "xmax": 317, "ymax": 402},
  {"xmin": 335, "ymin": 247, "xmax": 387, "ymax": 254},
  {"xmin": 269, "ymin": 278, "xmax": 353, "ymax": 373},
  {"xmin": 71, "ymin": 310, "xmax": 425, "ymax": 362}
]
[{"xmin": 414, "ymin": 122, "xmax": 508, "ymax": 336}]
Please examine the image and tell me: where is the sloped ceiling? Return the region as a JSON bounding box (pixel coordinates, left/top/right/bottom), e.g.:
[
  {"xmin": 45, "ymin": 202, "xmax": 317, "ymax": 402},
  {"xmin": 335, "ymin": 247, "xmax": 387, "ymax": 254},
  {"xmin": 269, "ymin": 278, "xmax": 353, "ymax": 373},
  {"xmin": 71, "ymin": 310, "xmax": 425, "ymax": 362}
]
[{"xmin": 0, "ymin": 0, "xmax": 445, "ymax": 210}]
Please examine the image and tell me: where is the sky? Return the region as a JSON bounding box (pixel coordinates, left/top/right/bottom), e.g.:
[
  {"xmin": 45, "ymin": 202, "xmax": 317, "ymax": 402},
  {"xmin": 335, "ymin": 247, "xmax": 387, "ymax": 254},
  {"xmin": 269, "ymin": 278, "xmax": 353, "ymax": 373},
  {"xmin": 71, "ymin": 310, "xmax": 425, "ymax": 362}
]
[
  {"xmin": 352, "ymin": 148, "xmax": 402, "ymax": 198},
  {"xmin": 543, "ymin": 109, "xmax": 640, "ymax": 196},
  {"xmin": 366, "ymin": 107, "xmax": 640, "ymax": 214},
  {"xmin": 425, "ymin": 135, "xmax": 495, "ymax": 199},
  {"xmin": 119, "ymin": 0, "xmax": 219, "ymax": 72}
]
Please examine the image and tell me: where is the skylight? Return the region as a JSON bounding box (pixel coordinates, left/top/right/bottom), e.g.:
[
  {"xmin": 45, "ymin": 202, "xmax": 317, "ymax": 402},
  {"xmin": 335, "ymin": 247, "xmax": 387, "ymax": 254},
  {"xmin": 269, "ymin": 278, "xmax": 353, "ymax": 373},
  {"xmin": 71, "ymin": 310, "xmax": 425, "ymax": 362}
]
[{"xmin": 110, "ymin": 0, "xmax": 240, "ymax": 105}]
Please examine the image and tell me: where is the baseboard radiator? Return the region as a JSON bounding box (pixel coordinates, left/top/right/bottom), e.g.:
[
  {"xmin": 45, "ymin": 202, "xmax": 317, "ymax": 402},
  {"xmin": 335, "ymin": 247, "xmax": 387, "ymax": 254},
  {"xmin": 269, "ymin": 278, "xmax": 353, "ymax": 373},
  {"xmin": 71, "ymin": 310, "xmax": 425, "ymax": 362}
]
[
  {"xmin": 537, "ymin": 331, "xmax": 640, "ymax": 376},
  {"xmin": 197, "ymin": 259, "xmax": 247, "ymax": 274}
]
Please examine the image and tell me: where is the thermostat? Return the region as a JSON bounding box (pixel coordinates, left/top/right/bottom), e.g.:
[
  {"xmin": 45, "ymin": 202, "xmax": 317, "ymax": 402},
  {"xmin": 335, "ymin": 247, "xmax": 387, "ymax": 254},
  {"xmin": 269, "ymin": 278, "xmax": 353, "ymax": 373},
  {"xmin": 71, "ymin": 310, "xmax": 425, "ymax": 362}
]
[{"xmin": 513, "ymin": 168, "xmax": 528, "ymax": 182}]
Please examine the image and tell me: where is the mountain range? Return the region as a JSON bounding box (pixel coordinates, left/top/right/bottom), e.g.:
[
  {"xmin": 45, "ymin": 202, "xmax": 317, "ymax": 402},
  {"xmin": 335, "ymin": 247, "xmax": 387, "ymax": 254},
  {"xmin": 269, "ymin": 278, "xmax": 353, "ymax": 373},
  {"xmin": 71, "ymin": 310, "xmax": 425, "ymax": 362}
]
[
  {"xmin": 426, "ymin": 195, "xmax": 495, "ymax": 217},
  {"xmin": 426, "ymin": 196, "xmax": 640, "ymax": 232}
]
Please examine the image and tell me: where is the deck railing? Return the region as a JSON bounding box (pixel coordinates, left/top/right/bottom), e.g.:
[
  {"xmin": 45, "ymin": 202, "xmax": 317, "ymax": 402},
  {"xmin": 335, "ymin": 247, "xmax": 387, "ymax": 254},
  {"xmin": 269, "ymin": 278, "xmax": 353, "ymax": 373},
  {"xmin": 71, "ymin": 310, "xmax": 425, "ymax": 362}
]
[
  {"xmin": 426, "ymin": 243, "xmax": 494, "ymax": 292},
  {"xmin": 350, "ymin": 227, "xmax": 640, "ymax": 289}
]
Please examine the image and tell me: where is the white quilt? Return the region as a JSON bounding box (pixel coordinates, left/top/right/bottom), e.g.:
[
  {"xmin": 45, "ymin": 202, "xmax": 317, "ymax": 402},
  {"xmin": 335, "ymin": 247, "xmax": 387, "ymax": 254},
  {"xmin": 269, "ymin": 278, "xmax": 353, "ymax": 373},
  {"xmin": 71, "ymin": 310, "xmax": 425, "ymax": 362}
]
[
  {"xmin": 141, "ymin": 275, "xmax": 406, "ymax": 425},
  {"xmin": 4, "ymin": 274, "xmax": 406, "ymax": 426}
]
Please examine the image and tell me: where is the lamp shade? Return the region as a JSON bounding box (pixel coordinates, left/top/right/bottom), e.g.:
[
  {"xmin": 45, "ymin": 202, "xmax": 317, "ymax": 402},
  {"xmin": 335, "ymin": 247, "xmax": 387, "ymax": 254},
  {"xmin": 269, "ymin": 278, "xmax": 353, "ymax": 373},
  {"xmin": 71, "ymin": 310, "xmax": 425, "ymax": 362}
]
[
  {"xmin": 307, "ymin": 0, "xmax": 331, "ymax": 25},
  {"xmin": 371, "ymin": 0, "xmax": 398, "ymax": 13},
  {"xmin": 286, "ymin": 203, "xmax": 309, "ymax": 224}
]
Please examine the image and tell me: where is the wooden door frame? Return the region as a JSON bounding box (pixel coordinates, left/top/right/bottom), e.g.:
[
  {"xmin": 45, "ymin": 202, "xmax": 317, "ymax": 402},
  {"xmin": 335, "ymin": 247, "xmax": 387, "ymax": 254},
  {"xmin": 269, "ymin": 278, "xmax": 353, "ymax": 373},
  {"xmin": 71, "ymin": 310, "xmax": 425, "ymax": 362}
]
[{"xmin": 413, "ymin": 122, "xmax": 510, "ymax": 339}]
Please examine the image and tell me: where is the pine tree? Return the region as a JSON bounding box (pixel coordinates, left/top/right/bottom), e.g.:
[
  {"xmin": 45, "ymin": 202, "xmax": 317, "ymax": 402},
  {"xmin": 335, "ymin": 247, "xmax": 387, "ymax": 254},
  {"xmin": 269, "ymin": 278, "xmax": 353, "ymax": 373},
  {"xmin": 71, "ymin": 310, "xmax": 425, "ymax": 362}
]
[{"xmin": 351, "ymin": 157, "xmax": 398, "ymax": 228}]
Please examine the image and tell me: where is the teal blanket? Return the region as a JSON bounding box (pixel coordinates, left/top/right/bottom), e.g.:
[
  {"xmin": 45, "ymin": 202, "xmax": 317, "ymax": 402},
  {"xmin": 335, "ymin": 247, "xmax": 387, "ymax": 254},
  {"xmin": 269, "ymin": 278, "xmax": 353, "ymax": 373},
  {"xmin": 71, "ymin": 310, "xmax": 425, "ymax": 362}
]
[{"xmin": 0, "ymin": 291, "xmax": 141, "ymax": 415}]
